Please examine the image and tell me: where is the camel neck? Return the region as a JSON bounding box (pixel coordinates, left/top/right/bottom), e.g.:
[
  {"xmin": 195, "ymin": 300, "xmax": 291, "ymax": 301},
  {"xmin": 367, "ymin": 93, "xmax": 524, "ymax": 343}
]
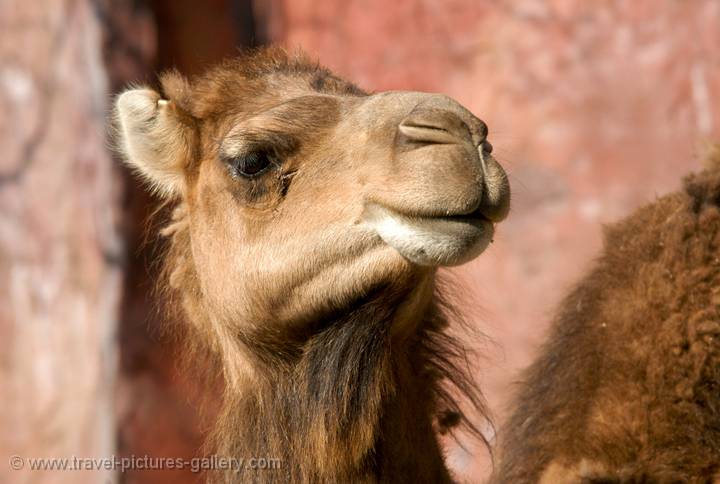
[{"xmin": 210, "ymin": 284, "xmax": 453, "ymax": 483}]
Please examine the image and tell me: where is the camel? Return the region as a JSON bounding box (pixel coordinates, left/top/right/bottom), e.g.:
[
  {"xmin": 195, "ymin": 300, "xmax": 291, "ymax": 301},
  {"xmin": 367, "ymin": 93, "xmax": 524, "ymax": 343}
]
[
  {"xmin": 491, "ymin": 147, "xmax": 720, "ymax": 483},
  {"xmin": 114, "ymin": 47, "xmax": 510, "ymax": 483}
]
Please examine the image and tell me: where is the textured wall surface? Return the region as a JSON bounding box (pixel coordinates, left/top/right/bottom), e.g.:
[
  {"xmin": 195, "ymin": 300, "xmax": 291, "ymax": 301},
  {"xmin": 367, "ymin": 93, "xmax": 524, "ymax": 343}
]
[
  {"xmin": 271, "ymin": 0, "xmax": 720, "ymax": 479},
  {"xmin": 0, "ymin": 1, "xmax": 123, "ymax": 483}
]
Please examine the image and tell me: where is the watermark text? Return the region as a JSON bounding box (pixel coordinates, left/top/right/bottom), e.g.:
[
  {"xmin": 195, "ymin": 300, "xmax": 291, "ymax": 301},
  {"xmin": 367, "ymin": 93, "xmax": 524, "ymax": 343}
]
[{"xmin": 9, "ymin": 454, "xmax": 281, "ymax": 474}]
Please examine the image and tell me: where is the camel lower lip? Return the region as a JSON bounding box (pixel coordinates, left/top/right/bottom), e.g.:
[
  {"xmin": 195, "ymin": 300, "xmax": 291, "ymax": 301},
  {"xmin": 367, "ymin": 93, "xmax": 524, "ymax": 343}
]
[{"xmin": 362, "ymin": 204, "xmax": 494, "ymax": 267}]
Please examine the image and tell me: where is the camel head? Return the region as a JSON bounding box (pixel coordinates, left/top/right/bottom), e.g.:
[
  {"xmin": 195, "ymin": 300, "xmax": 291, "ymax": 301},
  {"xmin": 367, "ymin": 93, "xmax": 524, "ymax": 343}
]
[{"xmin": 114, "ymin": 49, "xmax": 510, "ymax": 353}]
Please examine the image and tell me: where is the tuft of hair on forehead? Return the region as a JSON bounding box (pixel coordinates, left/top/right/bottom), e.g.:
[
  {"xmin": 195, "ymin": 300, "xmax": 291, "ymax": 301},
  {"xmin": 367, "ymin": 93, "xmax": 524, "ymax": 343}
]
[{"xmin": 161, "ymin": 46, "xmax": 367, "ymax": 120}]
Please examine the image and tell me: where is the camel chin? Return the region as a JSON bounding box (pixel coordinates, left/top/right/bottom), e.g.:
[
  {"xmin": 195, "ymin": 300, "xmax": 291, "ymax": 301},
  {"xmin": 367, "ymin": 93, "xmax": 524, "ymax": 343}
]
[{"xmin": 363, "ymin": 203, "xmax": 494, "ymax": 266}]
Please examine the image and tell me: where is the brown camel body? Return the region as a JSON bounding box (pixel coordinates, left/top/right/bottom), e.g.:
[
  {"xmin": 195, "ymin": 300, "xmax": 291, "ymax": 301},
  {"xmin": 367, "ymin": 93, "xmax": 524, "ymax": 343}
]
[
  {"xmin": 491, "ymin": 152, "xmax": 720, "ymax": 483},
  {"xmin": 114, "ymin": 48, "xmax": 510, "ymax": 483}
]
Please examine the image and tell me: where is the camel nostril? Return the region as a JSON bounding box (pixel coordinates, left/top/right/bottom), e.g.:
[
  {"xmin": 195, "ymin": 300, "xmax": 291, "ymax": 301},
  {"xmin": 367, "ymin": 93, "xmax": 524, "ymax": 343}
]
[
  {"xmin": 398, "ymin": 108, "xmax": 472, "ymax": 146},
  {"xmin": 481, "ymin": 140, "xmax": 493, "ymax": 154},
  {"xmin": 398, "ymin": 123, "xmax": 459, "ymax": 146}
]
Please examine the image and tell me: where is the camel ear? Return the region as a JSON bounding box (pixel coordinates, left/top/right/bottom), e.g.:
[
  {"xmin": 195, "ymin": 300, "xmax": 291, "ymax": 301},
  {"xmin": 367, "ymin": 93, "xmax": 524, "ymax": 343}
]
[{"xmin": 114, "ymin": 86, "xmax": 195, "ymax": 198}]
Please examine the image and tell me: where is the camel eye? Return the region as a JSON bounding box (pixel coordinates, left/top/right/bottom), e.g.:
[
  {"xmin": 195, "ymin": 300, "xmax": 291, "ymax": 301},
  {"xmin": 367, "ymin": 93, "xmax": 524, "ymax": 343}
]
[{"xmin": 228, "ymin": 151, "xmax": 273, "ymax": 178}]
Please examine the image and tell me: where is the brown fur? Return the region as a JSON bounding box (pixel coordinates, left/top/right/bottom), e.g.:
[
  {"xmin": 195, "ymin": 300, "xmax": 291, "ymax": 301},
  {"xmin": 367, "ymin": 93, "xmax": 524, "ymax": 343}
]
[
  {"xmin": 116, "ymin": 47, "xmax": 510, "ymax": 482},
  {"xmin": 491, "ymin": 149, "xmax": 720, "ymax": 483}
]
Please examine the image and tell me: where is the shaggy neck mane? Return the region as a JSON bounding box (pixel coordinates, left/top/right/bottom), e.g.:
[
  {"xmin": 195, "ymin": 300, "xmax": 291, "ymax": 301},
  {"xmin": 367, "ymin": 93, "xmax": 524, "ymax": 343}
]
[{"xmin": 159, "ymin": 203, "xmax": 488, "ymax": 483}]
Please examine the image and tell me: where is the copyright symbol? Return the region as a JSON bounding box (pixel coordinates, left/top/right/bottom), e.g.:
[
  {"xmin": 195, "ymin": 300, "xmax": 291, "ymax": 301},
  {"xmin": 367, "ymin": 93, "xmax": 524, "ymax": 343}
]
[{"xmin": 9, "ymin": 455, "xmax": 24, "ymax": 470}]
